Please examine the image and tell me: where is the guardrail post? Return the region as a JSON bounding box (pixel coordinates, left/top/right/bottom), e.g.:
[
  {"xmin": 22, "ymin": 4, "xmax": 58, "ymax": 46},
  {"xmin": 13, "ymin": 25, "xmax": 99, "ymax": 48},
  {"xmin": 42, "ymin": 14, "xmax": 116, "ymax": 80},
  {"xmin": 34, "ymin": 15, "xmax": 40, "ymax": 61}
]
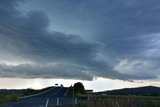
[{"xmin": 57, "ymin": 97, "xmax": 59, "ymax": 106}]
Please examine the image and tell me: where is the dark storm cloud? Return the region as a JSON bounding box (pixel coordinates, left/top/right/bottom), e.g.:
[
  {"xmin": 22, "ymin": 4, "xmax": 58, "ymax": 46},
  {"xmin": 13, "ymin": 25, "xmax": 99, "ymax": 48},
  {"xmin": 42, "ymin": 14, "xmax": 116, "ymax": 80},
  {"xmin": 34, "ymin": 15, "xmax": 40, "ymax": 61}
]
[
  {"xmin": 45, "ymin": 0, "xmax": 160, "ymax": 79},
  {"xmin": 0, "ymin": 63, "xmax": 93, "ymax": 80},
  {"xmin": 0, "ymin": 0, "xmax": 96, "ymax": 64},
  {"xmin": 0, "ymin": 0, "xmax": 131, "ymax": 80},
  {"xmin": 1, "ymin": 0, "xmax": 160, "ymax": 80},
  {"xmin": 95, "ymin": 0, "xmax": 160, "ymax": 57},
  {"xmin": 23, "ymin": 0, "xmax": 160, "ymax": 58}
]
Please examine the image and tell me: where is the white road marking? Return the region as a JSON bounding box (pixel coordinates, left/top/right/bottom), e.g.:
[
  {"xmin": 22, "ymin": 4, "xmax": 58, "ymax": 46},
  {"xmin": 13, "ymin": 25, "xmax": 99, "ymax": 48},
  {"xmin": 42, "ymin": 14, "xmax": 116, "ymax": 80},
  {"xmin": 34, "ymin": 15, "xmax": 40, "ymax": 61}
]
[
  {"xmin": 116, "ymin": 101, "xmax": 120, "ymax": 107},
  {"xmin": 64, "ymin": 86, "xmax": 71, "ymax": 96},
  {"xmin": 51, "ymin": 87, "xmax": 63, "ymax": 97},
  {"xmin": 45, "ymin": 98, "xmax": 49, "ymax": 107},
  {"xmin": 57, "ymin": 97, "xmax": 59, "ymax": 106}
]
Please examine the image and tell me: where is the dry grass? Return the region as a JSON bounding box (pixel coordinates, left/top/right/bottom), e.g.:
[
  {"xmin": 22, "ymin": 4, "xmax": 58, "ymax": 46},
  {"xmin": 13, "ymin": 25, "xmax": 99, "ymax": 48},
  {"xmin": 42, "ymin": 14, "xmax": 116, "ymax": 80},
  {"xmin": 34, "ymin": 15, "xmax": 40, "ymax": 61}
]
[{"xmin": 50, "ymin": 95, "xmax": 160, "ymax": 107}]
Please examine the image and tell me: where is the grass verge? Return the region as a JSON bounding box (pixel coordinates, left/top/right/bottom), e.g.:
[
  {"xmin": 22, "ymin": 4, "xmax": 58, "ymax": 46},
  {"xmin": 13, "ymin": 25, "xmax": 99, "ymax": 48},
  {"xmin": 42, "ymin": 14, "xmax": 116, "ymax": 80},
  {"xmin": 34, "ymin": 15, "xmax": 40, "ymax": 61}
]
[{"xmin": 0, "ymin": 94, "xmax": 19, "ymax": 104}]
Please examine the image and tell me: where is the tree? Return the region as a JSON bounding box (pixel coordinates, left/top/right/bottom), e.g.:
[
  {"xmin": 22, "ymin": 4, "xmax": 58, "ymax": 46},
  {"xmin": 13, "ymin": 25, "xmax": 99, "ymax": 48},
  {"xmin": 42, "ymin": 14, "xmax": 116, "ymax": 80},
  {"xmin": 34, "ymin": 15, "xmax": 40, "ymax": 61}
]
[{"xmin": 73, "ymin": 82, "xmax": 85, "ymax": 96}]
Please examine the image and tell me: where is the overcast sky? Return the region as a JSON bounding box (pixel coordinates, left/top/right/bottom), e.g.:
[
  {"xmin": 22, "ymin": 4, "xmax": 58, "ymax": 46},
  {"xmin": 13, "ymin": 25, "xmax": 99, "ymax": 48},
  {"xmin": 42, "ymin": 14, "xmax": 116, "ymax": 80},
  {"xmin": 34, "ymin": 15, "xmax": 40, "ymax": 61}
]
[{"xmin": 0, "ymin": 0, "xmax": 160, "ymax": 90}]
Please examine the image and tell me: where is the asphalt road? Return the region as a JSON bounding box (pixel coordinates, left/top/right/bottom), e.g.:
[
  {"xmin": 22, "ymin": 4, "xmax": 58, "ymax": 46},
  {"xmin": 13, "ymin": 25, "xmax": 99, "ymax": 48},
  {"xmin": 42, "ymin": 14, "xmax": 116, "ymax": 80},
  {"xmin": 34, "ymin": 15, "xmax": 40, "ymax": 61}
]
[{"xmin": 1, "ymin": 86, "xmax": 76, "ymax": 107}]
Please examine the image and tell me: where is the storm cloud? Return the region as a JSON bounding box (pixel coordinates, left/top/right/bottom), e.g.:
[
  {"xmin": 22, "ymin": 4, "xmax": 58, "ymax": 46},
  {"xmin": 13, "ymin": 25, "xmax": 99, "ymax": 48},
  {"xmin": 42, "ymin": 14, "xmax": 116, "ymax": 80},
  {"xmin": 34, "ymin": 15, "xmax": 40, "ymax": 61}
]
[{"xmin": 0, "ymin": 0, "xmax": 160, "ymax": 80}]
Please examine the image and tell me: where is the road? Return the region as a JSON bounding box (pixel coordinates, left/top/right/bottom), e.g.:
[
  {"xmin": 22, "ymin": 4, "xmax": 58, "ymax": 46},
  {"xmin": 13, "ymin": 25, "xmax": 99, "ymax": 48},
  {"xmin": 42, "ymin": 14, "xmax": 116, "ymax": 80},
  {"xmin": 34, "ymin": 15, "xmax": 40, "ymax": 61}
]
[{"xmin": 0, "ymin": 86, "xmax": 76, "ymax": 107}]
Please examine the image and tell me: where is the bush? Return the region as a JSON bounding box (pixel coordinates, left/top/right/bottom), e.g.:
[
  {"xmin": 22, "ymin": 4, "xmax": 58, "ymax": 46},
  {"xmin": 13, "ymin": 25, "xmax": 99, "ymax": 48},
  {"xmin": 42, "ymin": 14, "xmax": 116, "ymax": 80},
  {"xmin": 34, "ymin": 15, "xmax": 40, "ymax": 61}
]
[{"xmin": 74, "ymin": 82, "xmax": 85, "ymax": 96}]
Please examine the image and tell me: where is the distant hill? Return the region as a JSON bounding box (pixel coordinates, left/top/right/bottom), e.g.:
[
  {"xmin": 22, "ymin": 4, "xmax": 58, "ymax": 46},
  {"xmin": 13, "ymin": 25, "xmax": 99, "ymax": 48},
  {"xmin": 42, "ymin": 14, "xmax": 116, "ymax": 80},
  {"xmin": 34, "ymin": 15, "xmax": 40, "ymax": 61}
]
[
  {"xmin": 0, "ymin": 89, "xmax": 26, "ymax": 95},
  {"xmin": 0, "ymin": 86, "xmax": 54, "ymax": 95},
  {"xmin": 96, "ymin": 86, "xmax": 160, "ymax": 96}
]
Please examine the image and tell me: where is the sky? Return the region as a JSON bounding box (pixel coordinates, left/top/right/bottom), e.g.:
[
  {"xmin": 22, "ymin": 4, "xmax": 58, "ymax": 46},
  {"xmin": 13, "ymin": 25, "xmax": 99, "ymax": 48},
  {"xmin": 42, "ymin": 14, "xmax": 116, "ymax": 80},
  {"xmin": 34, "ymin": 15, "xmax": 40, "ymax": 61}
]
[{"xmin": 0, "ymin": 0, "xmax": 160, "ymax": 91}]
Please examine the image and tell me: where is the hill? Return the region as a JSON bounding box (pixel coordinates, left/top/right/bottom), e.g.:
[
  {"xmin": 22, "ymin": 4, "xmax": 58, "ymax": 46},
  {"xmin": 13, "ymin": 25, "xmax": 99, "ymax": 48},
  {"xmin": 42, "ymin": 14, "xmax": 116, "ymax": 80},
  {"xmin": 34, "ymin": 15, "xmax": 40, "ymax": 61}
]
[
  {"xmin": 0, "ymin": 89, "xmax": 26, "ymax": 95},
  {"xmin": 0, "ymin": 86, "xmax": 54, "ymax": 96},
  {"xmin": 96, "ymin": 86, "xmax": 160, "ymax": 96}
]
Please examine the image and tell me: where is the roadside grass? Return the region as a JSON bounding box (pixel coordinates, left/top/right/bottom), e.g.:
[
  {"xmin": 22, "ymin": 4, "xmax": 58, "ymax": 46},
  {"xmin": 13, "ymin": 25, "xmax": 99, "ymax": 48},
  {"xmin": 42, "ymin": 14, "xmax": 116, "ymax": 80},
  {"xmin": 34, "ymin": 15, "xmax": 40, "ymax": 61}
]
[
  {"xmin": 1, "ymin": 92, "xmax": 160, "ymax": 107},
  {"xmin": 0, "ymin": 94, "xmax": 19, "ymax": 104},
  {"xmin": 0, "ymin": 87, "xmax": 53, "ymax": 104},
  {"xmin": 50, "ymin": 95, "xmax": 160, "ymax": 107},
  {"xmin": 85, "ymin": 95, "xmax": 160, "ymax": 107}
]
